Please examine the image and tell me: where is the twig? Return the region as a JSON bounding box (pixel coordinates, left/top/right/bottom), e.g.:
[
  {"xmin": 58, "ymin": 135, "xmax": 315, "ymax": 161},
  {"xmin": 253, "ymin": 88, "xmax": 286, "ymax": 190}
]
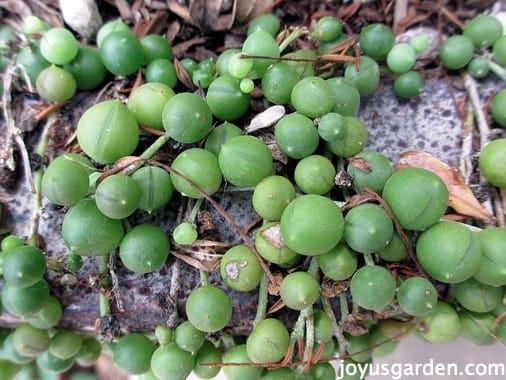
[
  {"xmin": 459, "ymin": 101, "xmax": 474, "ymax": 184},
  {"xmin": 26, "ymin": 115, "xmax": 56, "ymax": 246},
  {"xmin": 462, "ymin": 73, "xmax": 494, "ymax": 219},
  {"xmin": 109, "ymin": 253, "xmax": 125, "ymax": 312},
  {"xmin": 1, "ymin": 61, "xmax": 34, "ymax": 192},
  {"xmin": 167, "ymin": 259, "xmax": 181, "ymax": 326},
  {"xmin": 35, "ymin": 100, "xmax": 68, "ymax": 122}
]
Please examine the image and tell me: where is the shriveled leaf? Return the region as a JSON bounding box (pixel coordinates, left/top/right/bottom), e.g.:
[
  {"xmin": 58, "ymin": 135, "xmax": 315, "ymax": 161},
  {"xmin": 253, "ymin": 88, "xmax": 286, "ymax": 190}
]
[
  {"xmin": 396, "ymin": 150, "xmax": 494, "ymax": 221},
  {"xmin": 267, "ymin": 270, "xmax": 283, "ymax": 296},
  {"xmin": 348, "ymin": 157, "xmax": 372, "ymax": 173},
  {"xmin": 258, "ymin": 132, "xmax": 288, "ymax": 164},
  {"xmin": 174, "ymin": 58, "xmax": 195, "ymax": 89},
  {"xmin": 267, "ymin": 298, "xmax": 285, "ymax": 314},
  {"xmin": 172, "ymin": 239, "xmax": 231, "ymax": 272},
  {"xmin": 245, "ymin": 105, "xmax": 285, "ymax": 133}
]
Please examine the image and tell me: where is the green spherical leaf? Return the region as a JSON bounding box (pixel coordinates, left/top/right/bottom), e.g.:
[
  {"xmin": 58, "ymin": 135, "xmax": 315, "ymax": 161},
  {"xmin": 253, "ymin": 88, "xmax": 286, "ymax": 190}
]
[
  {"xmin": 294, "ymin": 155, "xmax": 336, "ymax": 195},
  {"xmin": 185, "ymin": 285, "xmax": 232, "ymax": 332},
  {"xmin": 100, "ymin": 30, "xmax": 143, "ymax": 76},
  {"xmin": 359, "ymin": 23, "xmax": 394, "ymax": 60},
  {"xmin": 206, "ymin": 75, "xmax": 251, "ymax": 121},
  {"xmin": 280, "ymin": 194, "xmax": 344, "ymax": 256},
  {"xmin": 174, "ymin": 321, "xmax": 205, "ymax": 352},
  {"xmin": 221, "ymin": 245, "xmax": 262, "ymax": 292},
  {"xmin": 42, "ymin": 153, "xmax": 92, "ymax": 206},
  {"xmin": 326, "ymin": 116, "xmax": 368, "ymax": 158},
  {"xmin": 77, "ymin": 99, "xmax": 139, "ymax": 164},
  {"xmin": 318, "ymin": 241, "xmax": 357, "ymax": 281},
  {"xmin": 246, "ymin": 318, "xmax": 289, "ymax": 363},
  {"xmin": 274, "ymin": 113, "xmax": 320, "ymax": 159},
  {"xmin": 114, "ymin": 333, "xmax": 156, "ymax": 375},
  {"xmin": 350, "ymin": 265, "xmax": 395, "ymax": 312},
  {"xmin": 151, "ymin": 342, "xmax": 193, "ymax": 380},
  {"xmin": 418, "ymin": 301, "xmax": 460, "ymax": 343},
  {"xmin": 219, "ymin": 135, "xmax": 273, "ymax": 187},
  {"xmin": 163, "ymin": 93, "xmax": 212, "ymax": 143},
  {"xmin": 255, "ymin": 222, "xmax": 299, "ymax": 265},
  {"xmin": 36, "ymin": 65, "xmax": 76, "ymax": 102},
  {"xmin": 416, "ymin": 221, "xmax": 481, "ymax": 284},
  {"xmin": 463, "ymin": 15, "xmax": 503, "ymax": 49},
  {"xmin": 439, "ymin": 35, "xmax": 473, "ymax": 70},
  {"xmin": 347, "ymin": 150, "xmax": 393, "ymax": 194},
  {"xmin": 454, "ymin": 277, "xmax": 503, "ymax": 313},
  {"xmin": 170, "ymin": 148, "xmax": 222, "ymax": 198},
  {"xmin": 291, "ymin": 76, "xmax": 334, "ymax": 118},
  {"xmin": 131, "ymin": 166, "xmax": 174, "ymax": 213},
  {"xmin": 193, "ymin": 340, "xmax": 222, "ymax": 379},
  {"xmin": 252, "ymin": 175, "xmax": 296, "ymax": 221},
  {"xmin": 490, "ymin": 90, "xmax": 506, "ymax": 128},
  {"xmin": 50, "ymin": 330, "xmax": 82, "ymax": 359},
  {"xmin": 62, "ymin": 198, "xmax": 124, "ymax": 256},
  {"xmin": 474, "ymin": 227, "xmax": 506, "ymax": 286},
  {"xmin": 12, "ymin": 323, "xmax": 50, "ymax": 358},
  {"xmin": 344, "ymin": 56, "xmax": 380, "ymax": 96},
  {"xmin": 119, "ymin": 224, "xmax": 170, "ymax": 273},
  {"xmin": 343, "ymin": 203, "xmax": 393, "ymax": 254},
  {"xmin": 382, "ymin": 167, "xmax": 448, "ymax": 230},
  {"xmin": 204, "ymin": 121, "xmax": 242, "ymax": 157},
  {"xmin": 128, "ymin": 82, "xmax": 175, "ymax": 130},
  {"xmin": 326, "ymin": 77, "xmax": 361, "ymax": 116},
  {"xmin": 2, "ymin": 245, "xmax": 46, "ymax": 288},
  {"xmin": 95, "ymin": 174, "xmax": 141, "ymax": 219},
  {"xmin": 397, "ymin": 277, "xmax": 438, "ymax": 317},
  {"xmin": 63, "ymin": 46, "xmax": 107, "ymax": 90},
  {"xmin": 40, "ymin": 27, "xmax": 78, "ymax": 65},
  {"xmin": 223, "ymin": 345, "xmax": 263, "ymax": 380},
  {"xmin": 280, "ymin": 271, "xmax": 319, "ymax": 310},
  {"xmin": 2, "ymin": 279, "xmax": 50, "ymax": 317},
  {"xmin": 172, "ymin": 222, "xmax": 198, "ymax": 245}
]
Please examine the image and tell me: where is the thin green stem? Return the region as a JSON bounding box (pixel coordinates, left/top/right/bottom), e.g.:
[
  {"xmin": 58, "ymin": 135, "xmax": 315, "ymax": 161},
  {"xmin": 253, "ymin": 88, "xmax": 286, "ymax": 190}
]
[
  {"xmin": 200, "ymin": 270, "xmax": 209, "ymax": 286},
  {"xmin": 99, "ymin": 254, "xmax": 111, "ymax": 317},
  {"xmin": 253, "ymin": 272, "xmax": 269, "ymax": 328},
  {"xmin": 338, "ymin": 293, "xmax": 349, "ymax": 355},
  {"xmin": 307, "ymin": 256, "xmax": 320, "ymax": 277},
  {"xmin": 363, "ymin": 252, "xmax": 375, "ymax": 266},
  {"xmin": 188, "ymin": 198, "xmax": 204, "ymax": 224},
  {"xmin": 487, "ymin": 59, "xmax": 506, "ymax": 81},
  {"xmin": 304, "ymin": 306, "xmax": 314, "ymax": 362},
  {"xmin": 140, "ymin": 134, "xmax": 169, "ymax": 159},
  {"xmin": 27, "ymin": 116, "xmax": 54, "ymax": 246},
  {"xmin": 321, "ymin": 296, "xmax": 346, "ymax": 353}
]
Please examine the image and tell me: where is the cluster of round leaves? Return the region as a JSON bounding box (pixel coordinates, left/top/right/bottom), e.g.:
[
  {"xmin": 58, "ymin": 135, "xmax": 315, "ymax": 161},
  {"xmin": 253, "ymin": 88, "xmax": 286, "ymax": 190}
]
[
  {"xmin": 3, "ymin": 9, "xmax": 506, "ymax": 380},
  {"xmin": 0, "ymin": 237, "xmax": 102, "ymax": 377}
]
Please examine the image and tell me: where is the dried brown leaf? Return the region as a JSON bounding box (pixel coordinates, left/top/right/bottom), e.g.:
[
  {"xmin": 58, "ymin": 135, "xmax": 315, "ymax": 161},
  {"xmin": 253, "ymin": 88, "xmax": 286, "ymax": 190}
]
[
  {"xmin": 396, "ymin": 150, "xmax": 494, "ymax": 221},
  {"xmin": 172, "ymin": 239, "xmax": 230, "ymax": 272},
  {"xmin": 174, "ymin": 58, "xmax": 195, "ymax": 89},
  {"xmin": 348, "ymin": 157, "xmax": 372, "ymax": 173},
  {"xmin": 267, "ymin": 270, "xmax": 283, "ymax": 296},
  {"xmin": 267, "ymin": 298, "xmax": 285, "ymax": 314}
]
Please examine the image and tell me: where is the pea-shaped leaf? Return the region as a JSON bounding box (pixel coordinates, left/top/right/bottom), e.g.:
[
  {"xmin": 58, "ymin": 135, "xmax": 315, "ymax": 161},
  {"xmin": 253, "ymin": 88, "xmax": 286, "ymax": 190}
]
[{"xmin": 77, "ymin": 100, "xmax": 139, "ymax": 164}]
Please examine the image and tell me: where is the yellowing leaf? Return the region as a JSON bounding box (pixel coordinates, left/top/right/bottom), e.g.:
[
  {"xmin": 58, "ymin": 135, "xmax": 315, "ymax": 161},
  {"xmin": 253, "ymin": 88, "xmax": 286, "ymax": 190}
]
[{"xmin": 395, "ymin": 150, "xmax": 494, "ymax": 222}]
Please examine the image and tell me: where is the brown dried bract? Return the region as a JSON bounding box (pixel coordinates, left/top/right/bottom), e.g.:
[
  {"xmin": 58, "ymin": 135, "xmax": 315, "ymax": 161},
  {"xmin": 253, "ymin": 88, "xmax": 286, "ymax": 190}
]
[
  {"xmin": 320, "ymin": 277, "xmax": 349, "ymax": 298},
  {"xmin": 172, "ymin": 239, "xmax": 231, "ymax": 272}
]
